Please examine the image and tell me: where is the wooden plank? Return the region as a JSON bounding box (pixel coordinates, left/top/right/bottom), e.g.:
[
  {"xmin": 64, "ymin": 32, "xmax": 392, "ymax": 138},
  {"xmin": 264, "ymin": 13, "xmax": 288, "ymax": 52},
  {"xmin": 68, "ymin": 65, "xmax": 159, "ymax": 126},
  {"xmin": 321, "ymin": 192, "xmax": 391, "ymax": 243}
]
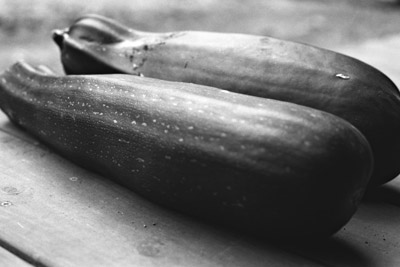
[
  {"xmin": 1, "ymin": 32, "xmax": 400, "ymax": 266},
  {"xmin": 0, "ymin": 113, "xmax": 321, "ymax": 267},
  {"xmin": 285, "ymin": 201, "xmax": 400, "ymax": 267},
  {"xmin": 0, "ymin": 246, "xmax": 33, "ymax": 267},
  {"xmin": 2, "ymin": 110, "xmax": 400, "ymax": 267}
]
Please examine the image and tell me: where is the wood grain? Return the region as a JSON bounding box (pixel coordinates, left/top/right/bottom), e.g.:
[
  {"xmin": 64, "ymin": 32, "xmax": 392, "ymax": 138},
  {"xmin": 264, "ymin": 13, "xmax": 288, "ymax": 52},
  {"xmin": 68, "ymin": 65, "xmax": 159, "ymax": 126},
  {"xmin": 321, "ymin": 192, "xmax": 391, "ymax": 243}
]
[
  {"xmin": 2, "ymin": 103, "xmax": 400, "ymax": 266},
  {"xmin": 0, "ymin": 113, "xmax": 321, "ymax": 267},
  {"xmin": 0, "ymin": 246, "xmax": 33, "ymax": 267},
  {"xmin": 1, "ymin": 33, "xmax": 400, "ymax": 266}
]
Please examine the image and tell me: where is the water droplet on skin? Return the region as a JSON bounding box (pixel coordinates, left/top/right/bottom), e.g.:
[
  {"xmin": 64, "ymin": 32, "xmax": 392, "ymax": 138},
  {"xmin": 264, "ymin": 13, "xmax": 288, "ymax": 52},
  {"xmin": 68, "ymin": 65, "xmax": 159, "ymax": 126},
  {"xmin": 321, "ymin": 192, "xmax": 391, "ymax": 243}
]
[
  {"xmin": 0, "ymin": 201, "xmax": 13, "ymax": 207},
  {"xmin": 69, "ymin": 177, "xmax": 79, "ymax": 182},
  {"xmin": 118, "ymin": 139, "xmax": 130, "ymax": 144},
  {"xmin": 335, "ymin": 73, "xmax": 350, "ymax": 80}
]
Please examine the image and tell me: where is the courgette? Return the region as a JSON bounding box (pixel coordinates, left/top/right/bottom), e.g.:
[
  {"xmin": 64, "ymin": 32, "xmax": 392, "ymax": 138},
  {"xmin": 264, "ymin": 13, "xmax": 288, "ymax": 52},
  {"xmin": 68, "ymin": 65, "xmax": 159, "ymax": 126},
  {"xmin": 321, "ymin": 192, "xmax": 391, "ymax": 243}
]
[
  {"xmin": 53, "ymin": 14, "xmax": 400, "ymax": 187},
  {"xmin": 0, "ymin": 61, "xmax": 372, "ymax": 239}
]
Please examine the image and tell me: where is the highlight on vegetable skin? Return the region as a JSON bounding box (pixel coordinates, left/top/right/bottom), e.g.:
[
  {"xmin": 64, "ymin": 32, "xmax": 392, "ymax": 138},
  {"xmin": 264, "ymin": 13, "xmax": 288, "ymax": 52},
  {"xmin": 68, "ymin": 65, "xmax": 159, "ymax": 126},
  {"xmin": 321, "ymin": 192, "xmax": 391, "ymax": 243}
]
[
  {"xmin": 0, "ymin": 61, "xmax": 373, "ymax": 240},
  {"xmin": 52, "ymin": 14, "xmax": 400, "ymax": 188}
]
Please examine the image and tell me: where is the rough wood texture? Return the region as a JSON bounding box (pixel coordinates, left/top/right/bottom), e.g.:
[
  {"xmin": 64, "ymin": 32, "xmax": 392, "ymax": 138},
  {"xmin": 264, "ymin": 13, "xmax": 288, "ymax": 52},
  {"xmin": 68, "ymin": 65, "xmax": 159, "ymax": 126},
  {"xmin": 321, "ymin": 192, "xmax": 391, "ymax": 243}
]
[
  {"xmin": 0, "ymin": 246, "xmax": 33, "ymax": 267},
  {"xmin": 2, "ymin": 96, "xmax": 400, "ymax": 267},
  {"xmin": 1, "ymin": 34, "xmax": 400, "ymax": 267},
  {"xmin": 0, "ymin": 113, "xmax": 322, "ymax": 267}
]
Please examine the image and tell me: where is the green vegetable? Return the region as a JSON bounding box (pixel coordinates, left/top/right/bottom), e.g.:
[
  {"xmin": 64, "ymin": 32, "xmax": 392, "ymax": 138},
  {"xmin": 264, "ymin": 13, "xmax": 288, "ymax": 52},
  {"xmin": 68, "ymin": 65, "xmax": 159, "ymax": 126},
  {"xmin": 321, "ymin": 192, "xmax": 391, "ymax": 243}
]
[
  {"xmin": 0, "ymin": 61, "xmax": 372, "ymax": 239},
  {"xmin": 53, "ymin": 14, "xmax": 400, "ymax": 187}
]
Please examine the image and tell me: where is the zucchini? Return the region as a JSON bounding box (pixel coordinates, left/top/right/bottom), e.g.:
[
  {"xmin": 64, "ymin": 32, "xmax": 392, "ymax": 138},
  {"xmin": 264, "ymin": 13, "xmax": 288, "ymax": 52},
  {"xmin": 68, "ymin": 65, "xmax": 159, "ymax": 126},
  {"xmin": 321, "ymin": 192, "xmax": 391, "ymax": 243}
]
[
  {"xmin": 52, "ymin": 14, "xmax": 400, "ymax": 187},
  {"xmin": 0, "ymin": 61, "xmax": 372, "ymax": 239}
]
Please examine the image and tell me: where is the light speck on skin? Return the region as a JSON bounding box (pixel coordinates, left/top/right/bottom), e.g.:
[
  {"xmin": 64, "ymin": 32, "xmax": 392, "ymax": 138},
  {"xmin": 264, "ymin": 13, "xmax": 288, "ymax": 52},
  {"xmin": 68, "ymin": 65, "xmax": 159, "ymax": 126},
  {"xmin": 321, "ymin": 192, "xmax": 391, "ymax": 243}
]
[
  {"xmin": 178, "ymin": 138, "xmax": 184, "ymax": 142},
  {"xmin": 187, "ymin": 126, "xmax": 194, "ymax": 130},
  {"xmin": 0, "ymin": 201, "xmax": 12, "ymax": 207},
  {"xmin": 165, "ymin": 155, "xmax": 172, "ymax": 160},
  {"xmin": 335, "ymin": 73, "xmax": 350, "ymax": 80},
  {"xmin": 304, "ymin": 141, "xmax": 311, "ymax": 147},
  {"xmin": 69, "ymin": 177, "xmax": 78, "ymax": 182},
  {"xmin": 142, "ymin": 122, "xmax": 147, "ymax": 126},
  {"xmin": 113, "ymin": 120, "xmax": 118, "ymax": 123},
  {"xmin": 132, "ymin": 121, "xmax": 137, "ymax": 124}
]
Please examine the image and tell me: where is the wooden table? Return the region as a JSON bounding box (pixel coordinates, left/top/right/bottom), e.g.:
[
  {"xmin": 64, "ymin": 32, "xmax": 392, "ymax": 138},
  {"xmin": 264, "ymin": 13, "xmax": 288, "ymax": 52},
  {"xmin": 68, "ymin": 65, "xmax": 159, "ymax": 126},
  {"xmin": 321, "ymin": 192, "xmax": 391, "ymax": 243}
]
[{"xmin": 1, "ymin": 35, "xmax": 400, "ymax": 267}]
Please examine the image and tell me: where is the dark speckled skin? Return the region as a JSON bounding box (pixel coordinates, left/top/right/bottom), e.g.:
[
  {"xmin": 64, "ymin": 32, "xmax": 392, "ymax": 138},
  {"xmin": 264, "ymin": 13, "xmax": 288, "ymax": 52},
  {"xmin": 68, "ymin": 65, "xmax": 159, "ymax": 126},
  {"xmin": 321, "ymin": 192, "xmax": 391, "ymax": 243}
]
[
  {"xmin": 0, "ymin": 62, "xmax": 372, "ymax": 239},
  {"xmin": 53, "ymin": 14, "xmax": 400, "ymax": 187}
]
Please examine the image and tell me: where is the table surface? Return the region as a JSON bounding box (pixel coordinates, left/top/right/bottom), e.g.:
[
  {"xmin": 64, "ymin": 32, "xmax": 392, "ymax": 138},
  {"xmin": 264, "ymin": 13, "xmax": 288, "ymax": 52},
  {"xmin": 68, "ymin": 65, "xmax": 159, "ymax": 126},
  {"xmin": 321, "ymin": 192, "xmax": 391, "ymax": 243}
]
[{"xmin": 1, "ymin": 35, "xmax": 400, "ymax": 267}]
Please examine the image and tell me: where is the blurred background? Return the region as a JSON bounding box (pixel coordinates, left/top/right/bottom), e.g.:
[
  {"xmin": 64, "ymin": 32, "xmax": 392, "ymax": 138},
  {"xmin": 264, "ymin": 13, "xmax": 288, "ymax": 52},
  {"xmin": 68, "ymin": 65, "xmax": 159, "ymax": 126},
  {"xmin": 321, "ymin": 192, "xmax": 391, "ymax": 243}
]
[{"xmin": 0, "ymin": 0, "xmax": 399, "ymax": 82}]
